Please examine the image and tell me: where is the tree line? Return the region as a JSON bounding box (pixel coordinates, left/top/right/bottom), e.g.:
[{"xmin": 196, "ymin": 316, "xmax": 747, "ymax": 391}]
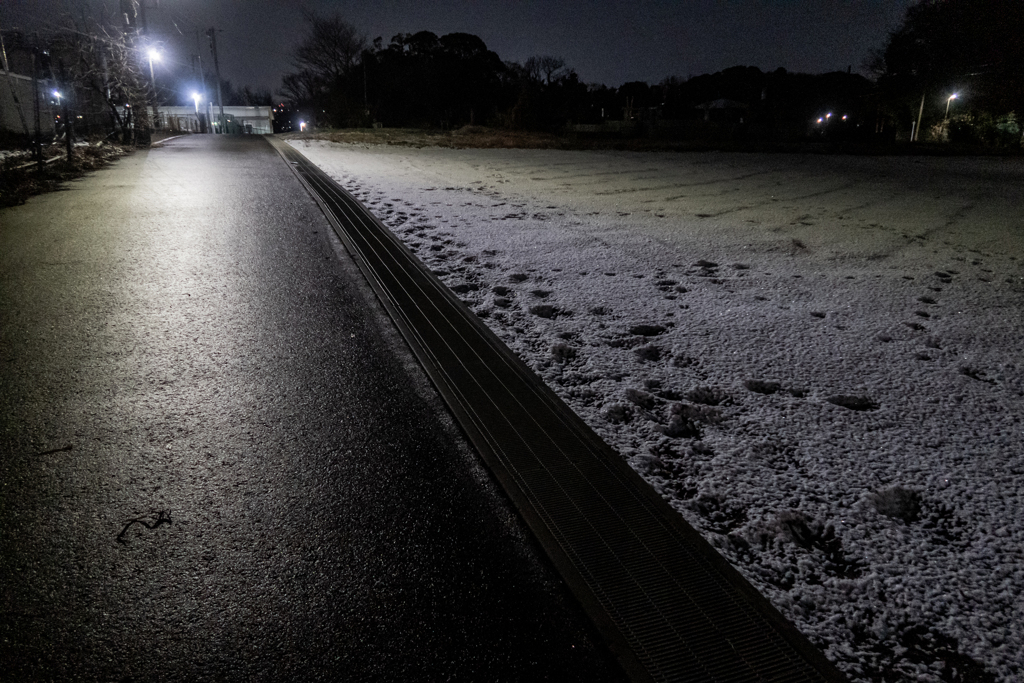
[
  {"xmin": 283, "ymin": 1, "xmax": 1023, "ymax": 146},
  {"xmin": 4, "ymin": 0, "xmax": 1021, "ymax": 147}
]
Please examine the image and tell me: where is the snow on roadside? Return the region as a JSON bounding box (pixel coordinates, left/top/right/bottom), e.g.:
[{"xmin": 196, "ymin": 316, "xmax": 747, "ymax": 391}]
[{"xmin": 291, "ymin": 139, "xmax": 1024, "ymax": 683}]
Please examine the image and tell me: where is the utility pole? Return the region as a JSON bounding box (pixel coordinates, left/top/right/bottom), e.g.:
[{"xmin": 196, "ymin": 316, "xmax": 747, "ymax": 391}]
[
  {"xmin": 195, "ymin": 29, "xmax": 209, "ymax": 132},
  {"xmin": 148, "ymin": 50, "xmax": 160, "ymax": 130},
  {"xmin": 57, "ymin": 59, "xmax": 73, "ymax": 160},
  {"xmin": 207, "ymin": 28, "xmax": 225, "ymax": 133},
  {"xmin": 914, "ymin": 90, "xmax": 926, "ymax": 142},
  {"xmin": 62, "ymin": 93, "xmax": 73, "ymax": 159},
  {"xmin": 31, "ymin": 46, "xmax": 42, "ymax": 170}
]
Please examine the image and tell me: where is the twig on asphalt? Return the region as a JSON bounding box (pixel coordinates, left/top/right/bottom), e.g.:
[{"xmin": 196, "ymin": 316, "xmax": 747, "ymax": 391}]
[
  {"xmin": 116, "ymin": 510, "xmax": 173, "ymax": 543},
  {"xmin": 33, "ymin": 444, "xmax": 74, "ymax": 456}
]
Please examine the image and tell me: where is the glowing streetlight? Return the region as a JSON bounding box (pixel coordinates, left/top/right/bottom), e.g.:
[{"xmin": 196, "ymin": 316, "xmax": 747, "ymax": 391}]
[
  {"xmin": 192, "ymin": 92, "xmax": 202, "ymax": 113},
  {"xmin": 945, "ymin": 93, "xmax": 958, "ymax": 119},
  {"xmin": 300, "ymin": 121, "xmax": 307, "ymax": 131},
  {"xmin": 53, "ymin": 90, "xmax": 62, "ymax": 102}
]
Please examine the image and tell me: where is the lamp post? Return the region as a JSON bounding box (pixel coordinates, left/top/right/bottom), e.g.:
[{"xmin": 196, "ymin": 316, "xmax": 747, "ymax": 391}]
[
  {"xmin": 945, "ymin": 93, "xmax": 957, "ymax": 119},
  {"xmin": 192, "ymin": 92, "xmax": 202, "ymax": 133},
  {"xmin": 53, "ymin": 89, "xmax": 72, "ymax": 159},
  {"xmin": 147, "ymin": 49, "xmax": 161, "ymax": 130}
]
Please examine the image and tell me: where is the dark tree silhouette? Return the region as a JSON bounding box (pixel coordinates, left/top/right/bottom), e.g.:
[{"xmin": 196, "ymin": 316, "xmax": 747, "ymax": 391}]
[
  {"xmin": 284, "ymin": 12, "xmax": 367, "ymax": 126},
  {"xmin": 292, "ymin": 11, "xmax": 366, "ymax": 83},
  {"xmin": 872, "ymin": 0, "xmax": 1024, "ymax": 142},
  {"xmin": 281, "ymin": 17, "xmax": 882, "ymax": 143},
  {"xmin": 523, "ymin": 56, "xmax": 566, "ymax": 85},
  {"xmin": 356, "ymin": 31, "xmax": 507, "ymax": 128}
]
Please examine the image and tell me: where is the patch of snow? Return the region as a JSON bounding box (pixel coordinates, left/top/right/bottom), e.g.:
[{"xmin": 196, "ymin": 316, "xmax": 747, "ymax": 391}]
[
  {"xmin": 292, "ymin": 139, "xmax": 1024, "ymax": 683},
  {"xmin": 0, "ymin": 149, "xmax": 30, "ymax": 162}
]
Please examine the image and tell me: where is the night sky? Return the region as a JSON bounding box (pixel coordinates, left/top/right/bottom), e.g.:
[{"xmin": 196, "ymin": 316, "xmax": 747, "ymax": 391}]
[{"xmin": 2, "ymin": 0, "xmax": 915, "ymax": 96}]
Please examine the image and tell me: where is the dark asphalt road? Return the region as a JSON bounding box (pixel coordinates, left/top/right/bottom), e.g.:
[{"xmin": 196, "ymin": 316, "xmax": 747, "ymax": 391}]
[{"xmin": 0, "ymin": 135, "xmax": 624, "ymax": 682}]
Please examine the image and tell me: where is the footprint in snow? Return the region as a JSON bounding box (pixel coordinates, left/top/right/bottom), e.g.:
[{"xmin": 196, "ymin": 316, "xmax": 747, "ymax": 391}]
[
  {"xmin": 529, "ymin": 304, "xmax": 562, "ymax": 319},
  {"xmin": 635, "ymin": 344, "xmax": 662, "ymax": 362},
  {"xmin": 959, "ymin": 366, "xmax": 995, "ymax": 384},
  {"xmin": 826, "ymin": 395, "xmax": 879, "ymax": 411},
  {"xmin": 744, "ymin": 379, "xmax": 781, "ymax": 395},
  {"xmin": 629, "ymin": 324, "xmax": 666, "ymax": 336},
  {"xmin": 686, "ymin": 386, "xmax": 732, "ymax": 406}
]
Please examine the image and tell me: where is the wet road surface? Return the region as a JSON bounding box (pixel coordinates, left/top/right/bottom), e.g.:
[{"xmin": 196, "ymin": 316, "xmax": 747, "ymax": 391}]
[{"xmin": 0, "ymin": 135, "xmax": 624, "ymax": 682}]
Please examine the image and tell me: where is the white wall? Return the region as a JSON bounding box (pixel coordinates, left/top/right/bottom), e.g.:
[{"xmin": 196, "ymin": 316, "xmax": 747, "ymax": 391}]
[{"xmin": 0, "ymin": 70, "xmax": 55, "ymax": 135}]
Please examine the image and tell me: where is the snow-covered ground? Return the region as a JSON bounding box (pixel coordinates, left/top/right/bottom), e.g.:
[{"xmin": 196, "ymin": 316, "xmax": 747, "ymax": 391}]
[{"xmin": 290, "ymin": 139, "xmax": 1024, "ymax": 683}]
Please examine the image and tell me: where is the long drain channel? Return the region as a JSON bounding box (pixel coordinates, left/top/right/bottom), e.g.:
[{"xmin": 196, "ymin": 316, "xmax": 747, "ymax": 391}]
[{"xmin": 271, "ymin": 137, "xmax": 848, "ymax": 683}]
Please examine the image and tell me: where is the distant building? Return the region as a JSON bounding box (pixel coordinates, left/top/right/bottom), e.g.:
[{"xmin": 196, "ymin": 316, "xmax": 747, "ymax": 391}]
[{"xmin": 153, "ymin": 105, "xmax": 274, "ymax": 134}]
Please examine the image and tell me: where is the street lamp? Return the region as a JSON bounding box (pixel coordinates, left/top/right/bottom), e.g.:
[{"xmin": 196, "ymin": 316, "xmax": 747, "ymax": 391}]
[
  {"xmin": 147, "ymin": 49, "xmax": 161, "ymax": 130},
  {"xmin": 945, "ymin": 93, "xmax": 958, "ymax": 119},
  {"xmin": 192, "ymin": 92, "xmax": 203, "ymax": 133}
]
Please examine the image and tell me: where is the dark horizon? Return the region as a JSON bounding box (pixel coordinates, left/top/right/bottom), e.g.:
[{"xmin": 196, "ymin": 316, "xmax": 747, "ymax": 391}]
[{"xmin": 1, "ymin": 0, "xmax": 915, "ymax": 96}]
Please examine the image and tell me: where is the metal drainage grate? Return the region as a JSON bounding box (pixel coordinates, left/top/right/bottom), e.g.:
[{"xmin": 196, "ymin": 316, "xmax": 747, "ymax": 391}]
[{"xmin": 270, "ymin": 137, "xmax": 848, "ymax": 683}]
